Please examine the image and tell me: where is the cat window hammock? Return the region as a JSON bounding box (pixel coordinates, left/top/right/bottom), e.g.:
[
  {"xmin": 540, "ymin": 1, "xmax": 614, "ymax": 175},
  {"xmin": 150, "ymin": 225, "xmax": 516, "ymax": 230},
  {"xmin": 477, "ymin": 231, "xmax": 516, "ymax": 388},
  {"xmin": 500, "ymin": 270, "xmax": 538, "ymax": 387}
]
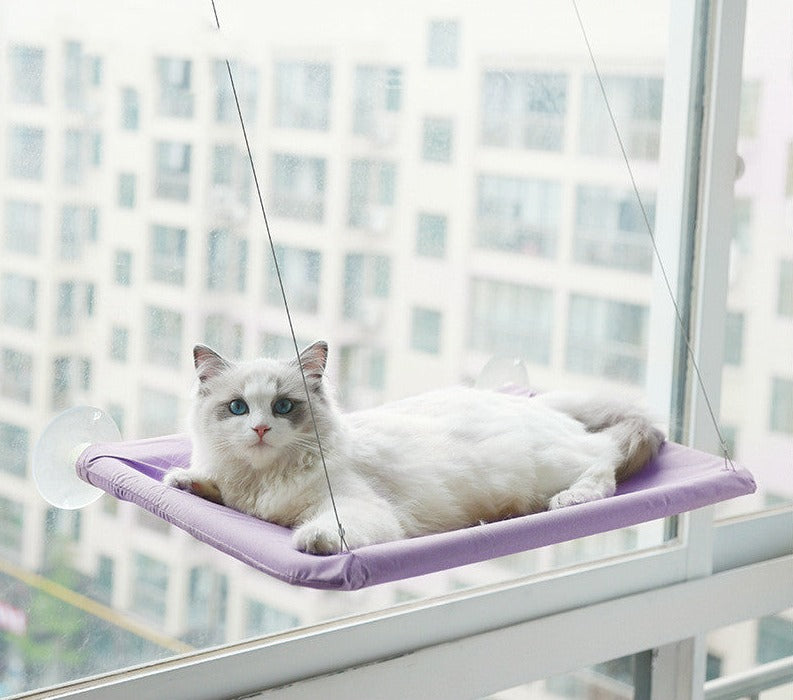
[{"xmin": 33, "ymin": 0, "xmax": 758, "ymax": 590}]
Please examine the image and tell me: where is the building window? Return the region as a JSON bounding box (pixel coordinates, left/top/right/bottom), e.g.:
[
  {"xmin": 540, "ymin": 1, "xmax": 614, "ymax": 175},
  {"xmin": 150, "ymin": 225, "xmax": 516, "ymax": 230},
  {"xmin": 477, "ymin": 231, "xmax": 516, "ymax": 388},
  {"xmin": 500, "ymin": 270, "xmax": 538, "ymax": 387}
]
[
  {"xmin": 566, "ymin": 295, "xmax": 648, "ymax": 384},
  {"xmin": 1, "ymin": 348, "xmax": 33, "ymax": 403},
  {"xmin": 778, "ymin": 260, "xmax": 793, "ymax": 317},
  {"xmin": 271, "ymin": 153, "xmax": 326, "ymax": 222},
  {"xmin": 573, "ymin": 185, "xmax": 655, "ymax": 273},
  {"xmin": 94, "ymin": 555, "xmax": 114, "ymax": 606},
  {"xmin": 274, "ymin": 61, "xmax": 331, "ymax": 130},
  {"xmin": 0, "ymin": 422, "xmax": 28, "ymax": 477},
  {"xmin": 56, "ymin": 281, "xmax": 77, "ymax": 335},
  {"xmin": 211, "ymin": 144, "xmax": 252, "ymax": 208},
  {"xmin": 121, "ymin": 87, "xmax": 140, "ymax": 129},
  {"xmin": 154, "ymin": 141, "xmax": 191, "ymax": 201},
  {"xmin": 724, "ymin": 311, "xmax": 744, "ymax": 366},
  {"xmin": 1, "ymin": 273, "xmax": 37, "ymax": 330},
  {"xmin": 8, "ymin": 125, "xmax": 44, "ymax": 180},
  {"xmin": 186, "ymin": 567, "xmax": 228, "ymax": 645},
  {"xmin": 10, "ymin": 45, "xmax": 45, "ymax": 104},
  {"xmin": 63, "ymin": 40, "xmax": 85, "ymax": 111},
  {"xmin": 118, "ymin": 173, "xmax": 136, "ymax": 208},
  {"xmin": 207, "ymin": 229, "xmax": 247, "ymax": 293},
  {"xmin": 150, "ymin": 225, "xmax": 187, "ymax": 285},
  {"xmin": 63, "ymin": 129, "xmax": 85, "ymax": 185},
  {"xmin": 416, "ymin": 213, "xmax": 447, "ymax": 258},
  {"xmin": 110, "ymin": 326, "xmax": 129, "ymax": 362},
  {"xmin": 204, "ymin": 314, "xmax": 243, "ymax": 360},
  {"xmin": 738, "ymin": 79, "xmax": 761, "ymax": 139},
  {"xmin": 427, "ymin": 19, "xmax": 459, "ymax": 68},
  {"xmin": 353, "ymin": 65, "xmax": 402, "ymax": 138},
  {"xmin": 348, "ymin": 159, "xmax": 396, "ymax": 231},
  {"xmin": 139, "ymin": 386, "xmax": 179, "ymax": 438},
  {"xmin": 481, "ymin": 71, "xmax": 567, "ymax": 151},
  {"xmin": 343, "ymin": 253, "xmax": 391, "ymax": 323},
  {"xmin": 0, "ymin": 496, "xmax": 24, "ymax": 560},
  {"xmin": 52, "ymin": 356, "xmax": 72, "ymax": 411},
  {"xmin": 156, "ymin": 57, "xmax": 193, "ymax": 118},
  {"xmin": 114, "ymin": 250, "xmax": 133, "ymax": 286},
  {"xmin": 245, "ymin": 599, "xmax": 298, "ymax": 638},
  {"xmin": 131, "ymin": 553, "xmax": 169, "ymax": 623},
  {"xmin": 422, "ymin": 117, "xmax": 454, "ymax": 162},
  {"xmin": 769, "ymin": 377, "xmax": 793, "ymax": 434},
  {"xmin": 213, "ymin": 60, "xmax": 258, "ymax": 123},
  {"xmin": 4, "ymin": 200, "xmax": 41, "ymax": 255},
  {"xmin": 265, "ymin": 246, "xmax": 321, "ymax": 314},
  {"xmin": 338, "ymin": 345, "xmax": 387, "ymax": 405},
  {"xmin": 146, "ymin": 306, "xmax": 183, "ymax": 369},
  {"xmin": 60, "ymin": 205, "xmax": 98, "ymax": 261},
  {"xmin": 756, "ymin": 614, "xmax": 793, "ymax": 664},
  {"xmin": 411, "ymin": 307, "xmax": 442, "ymax": 354},
  {"xmin": 580, "ymin": 75, "xmax": 663, "ymax": 160},
  {"xmin": 468, "ymin": 278, "xmax": 553, "ymax": 364},
  {"xmin": 476, "ymin": 175, "xmax": 561, "ymax": 257}
]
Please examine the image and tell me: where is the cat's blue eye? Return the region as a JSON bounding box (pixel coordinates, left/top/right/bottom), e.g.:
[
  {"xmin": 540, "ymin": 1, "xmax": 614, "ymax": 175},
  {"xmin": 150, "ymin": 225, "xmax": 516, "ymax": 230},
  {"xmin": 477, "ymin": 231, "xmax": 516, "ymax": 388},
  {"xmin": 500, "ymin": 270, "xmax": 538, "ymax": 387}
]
[
  {"xmin": 229, "ymin": 399, "xmax": 248, "ymax": 415},
  {"xmin": 273, "ymin": 398, "xmax": 294, "ymax": 415}
]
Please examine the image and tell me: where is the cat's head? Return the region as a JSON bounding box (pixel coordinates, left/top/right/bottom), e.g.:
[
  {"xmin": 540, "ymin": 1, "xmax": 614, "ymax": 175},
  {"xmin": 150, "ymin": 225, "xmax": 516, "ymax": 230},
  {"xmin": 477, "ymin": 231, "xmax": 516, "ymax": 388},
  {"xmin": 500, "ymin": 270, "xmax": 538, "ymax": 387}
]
[{"xmin": 189, "ymin": 341, "xmax": 332, "ymax": 469}]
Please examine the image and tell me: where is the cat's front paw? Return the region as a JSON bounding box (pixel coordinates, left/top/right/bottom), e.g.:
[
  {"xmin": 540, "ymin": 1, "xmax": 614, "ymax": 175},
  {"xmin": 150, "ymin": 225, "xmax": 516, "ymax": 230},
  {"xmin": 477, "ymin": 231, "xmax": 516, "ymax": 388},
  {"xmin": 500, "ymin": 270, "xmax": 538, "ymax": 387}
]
[
  {"xmin": 548, "ymin": 487, "xmax": 602, "ymax": 510},
  {"xmin": 292, "ymin": 523, "xmax": 345, "ymax": 555},
  {"xmin": 163, "ymin": 469, "xmax": 224, "ymax": 505}
]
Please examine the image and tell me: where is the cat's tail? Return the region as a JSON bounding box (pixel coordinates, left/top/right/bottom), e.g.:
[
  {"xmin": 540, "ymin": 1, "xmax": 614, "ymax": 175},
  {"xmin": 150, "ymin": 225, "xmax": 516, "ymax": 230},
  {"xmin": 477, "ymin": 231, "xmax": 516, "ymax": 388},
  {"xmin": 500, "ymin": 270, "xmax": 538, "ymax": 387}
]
[{"xmin": 537, "ymin": 392, "xmax": 665, "ymax": 482}]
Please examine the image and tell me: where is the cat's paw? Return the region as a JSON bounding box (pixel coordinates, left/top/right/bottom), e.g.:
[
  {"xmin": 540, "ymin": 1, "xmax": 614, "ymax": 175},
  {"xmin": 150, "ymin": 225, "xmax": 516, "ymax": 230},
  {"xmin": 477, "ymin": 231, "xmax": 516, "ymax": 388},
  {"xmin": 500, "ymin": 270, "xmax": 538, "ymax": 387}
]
[
  {"xmin": 292, "ymin": 523, "xmax": 345, "ymax": 555},
  {"xmin": 548, "ymin": 487, "xmax": 603, "ymax": 510},
  {"xmin": 163, "ymin": 469, "xmax": 224, "ymax": 505}
]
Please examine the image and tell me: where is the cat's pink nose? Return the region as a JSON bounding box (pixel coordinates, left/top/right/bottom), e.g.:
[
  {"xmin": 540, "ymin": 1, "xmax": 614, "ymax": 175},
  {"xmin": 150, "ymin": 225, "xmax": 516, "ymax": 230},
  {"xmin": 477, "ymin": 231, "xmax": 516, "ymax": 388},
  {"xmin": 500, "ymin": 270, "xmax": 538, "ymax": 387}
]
[{"xmin": 252, "ymin": 424, "xmax": 271, "ymax": 439}]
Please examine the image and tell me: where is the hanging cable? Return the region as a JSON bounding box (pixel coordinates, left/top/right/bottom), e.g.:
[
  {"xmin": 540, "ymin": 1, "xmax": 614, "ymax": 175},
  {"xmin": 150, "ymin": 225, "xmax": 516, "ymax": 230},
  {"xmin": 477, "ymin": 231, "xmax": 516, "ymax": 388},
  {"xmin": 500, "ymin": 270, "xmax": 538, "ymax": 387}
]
[
  {"xmin": 570, "ymin": 0, "xmax": 736, "ymax": 470},
  {"xmin": 209, "ymin": 0, "xmax": 348, "ymax": 550}
]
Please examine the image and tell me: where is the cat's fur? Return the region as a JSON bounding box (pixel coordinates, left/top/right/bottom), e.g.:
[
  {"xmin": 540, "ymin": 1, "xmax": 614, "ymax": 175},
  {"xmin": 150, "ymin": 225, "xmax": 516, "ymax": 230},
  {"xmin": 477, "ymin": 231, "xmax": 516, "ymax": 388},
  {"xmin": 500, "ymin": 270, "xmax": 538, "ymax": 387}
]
[{"xmin": 164, "ymin": 341, "xmax": 665, "ymax": 555}]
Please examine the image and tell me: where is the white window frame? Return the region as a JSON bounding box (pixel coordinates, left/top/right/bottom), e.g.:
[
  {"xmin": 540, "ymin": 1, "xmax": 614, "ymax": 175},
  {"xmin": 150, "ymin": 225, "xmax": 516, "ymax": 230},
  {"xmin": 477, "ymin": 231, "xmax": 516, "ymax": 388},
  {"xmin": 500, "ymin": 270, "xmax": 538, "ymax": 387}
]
[{"xmin": 26, "ymin": 2, "xmax": 793, "ymax": 699}]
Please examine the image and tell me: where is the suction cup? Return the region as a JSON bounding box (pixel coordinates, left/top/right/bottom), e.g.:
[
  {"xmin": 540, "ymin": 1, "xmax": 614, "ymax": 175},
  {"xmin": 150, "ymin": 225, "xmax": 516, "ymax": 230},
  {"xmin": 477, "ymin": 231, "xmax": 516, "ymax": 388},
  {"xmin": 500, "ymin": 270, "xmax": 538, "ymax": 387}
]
[
  {"xmin": 475, "ymin": 356, "xmax": 529, "ymax": 390},
  {"xmin": 33, "ymin": 406, "xmax": 121, "ymax": 509}
]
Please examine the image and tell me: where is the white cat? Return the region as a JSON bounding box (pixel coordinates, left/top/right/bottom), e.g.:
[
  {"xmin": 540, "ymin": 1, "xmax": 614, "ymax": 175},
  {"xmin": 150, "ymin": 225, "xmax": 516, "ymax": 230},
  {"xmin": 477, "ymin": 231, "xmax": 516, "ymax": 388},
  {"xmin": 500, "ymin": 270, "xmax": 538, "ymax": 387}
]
[{"xmin": 164, "ymin": 341, "xmax": 664, "ymax": 555}]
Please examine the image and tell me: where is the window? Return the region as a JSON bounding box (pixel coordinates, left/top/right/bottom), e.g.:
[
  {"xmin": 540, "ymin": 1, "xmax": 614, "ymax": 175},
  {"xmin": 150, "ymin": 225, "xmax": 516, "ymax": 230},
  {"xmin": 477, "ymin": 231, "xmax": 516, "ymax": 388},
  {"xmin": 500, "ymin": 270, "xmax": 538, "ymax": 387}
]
[
  {"xmin": 245, "ymin": 599, "xmax": 299, "ymax": 638},
  {"xmin": 150, "ymin": 225, "xmax": 187, "ymax": 285},
  {"xmin": 4, "ymin": 200, "xmax": 41, "ymax": 255},
  {"xmin": 724, "ymin": 311, "xmax": 744, "ymax": 365},
  {"xmin": 1, "ymin": 348, "xmax": 32, "ymax": 403},
  {"xmin": 353, "ymin": 65, "xmax": 402, "ymax": 137},
  {"xmin": 131, "ymin": 553, "xmax": 169, "ymax": 622},
  {"xmin": 476, "ymin": 174, "xmax": 561, "ymax": 257},
  {"xmin": 343, "ymin": 253, "xmax": 390, "ymax": 323},
  {"xmin": 580, "ymin": 75, "xmax": 663, "ymax": 160},
  {"xmin": 468, "ymin": 278, "xmax": 553, "ymax": 363},
  {"xmin": 94, "ymin": 555, "xmax": 114, "ymax": 605},
  {"xmin": 121, "ymin": 87, "xmax": 139, "ymax": 129},
  {"xmin": 566, "ymin": 295, "xmax": 648, "ymax": 384},
  {"xmin": 427, "ymin": 19, "xmax": 459, "ymax": 68},
  {"xmin": 118, "ymin": 172, "xmax": 136, "ymax": 208},
  {"xmin": 10, "ymin": 45, "xmax": 45, "ymax": 104},
  {"xmin": 204, "ymin": 314, "xmax": 243, "ymax": 360},
  {"xmin": 110, "ymin": 326, "xmax": 129, "ymax": 362},
  {"xmin": 481, "ymin": 70, "xmax": 567, "ymax": 151},
  {"xmin": 56, "ymin": 281, "xmax": 77, "ymax": 335},
  {"xmin": 60, "ymin": 205, "xmax": 98, "ymax": 260},
  {"xmin": 0, "ymin": 496, "xmax": 24, "ymax": 560},
  {"xmin": 63, "ymin": 129, "xmax": 85, "ymax": 184},
  {"xmin": 156, "ymin": 57, "xmax": 193, "ymax": 118},
  {"xmin": 207, "ymin": 229, "xmax": 247, "ymax": 293},
  {"xmin": 274, "ymin": 61, "xmax": 331, "ymax": 130},
  {"xmin": 573, "ymin": 185, "xmax": 655, "ymax": 272},
  {"xmin": 154, "ymin": 141, "xmax": 191, "ymax": 200},
  {"xmin": 416, "ymin": 212, "xmax": 447, "ymax": 258},
  {"xmin": 211, "ymin": 144, "xmax": 252, "ymax": 208},
  {"xmin": 138, "ymin": 386, "xmax": 179, "ymax": 437},
  {"xmin": 348, "ymin": 159, "xmax": 396, "ymax": 230},
  {"xmin": 146, "ymin": 306, "xmax": 183, "ymax": 368},
  {"xmin": 213, "ymin": 60, "xmax": 258, "ymax": 123},
  {"xmin": 769, "ymin": 377, "xmax": 793, "ymax": 434},
  {"xmin": 186, "ymin": 567, "xmax": 228, "ymax": 645},
  {"xmin": 7, "ymin": 125, "xmax": 45, "ymax": 180},
  {"xmin": 756, "ymin": 614, "xmax": 793, "ymax": 664},
  {"xmin": 265, "ymin": 246, "xmax": 321, "ymax": 313},
  {"xmin": 114, "ymin": 250, "xmax": 132, "ymax": 286},
  {"xmin": 411, "ymin": 307, "xmax": 442, "ymax": 354},
  {"xmin": 0, "ymin": 422, "xmax": 28, "ymax": 477},
  {"xmin": 52, "ymin": 355, "xmax": 72, "ymax": 410},
  {"xmin": 778, "ymin": 260, "xmax": 793, "ymax": 317},
  {"xmin": 271, "ymin": 153, "xmax": 326, "ymax": 221},
  {"xmin": 1, "ymin": 272, "xmax": 37, "ymax": 330},
  {"xmin": 421, "ymin": 117, "xmax": 453, "ymax": 162}
]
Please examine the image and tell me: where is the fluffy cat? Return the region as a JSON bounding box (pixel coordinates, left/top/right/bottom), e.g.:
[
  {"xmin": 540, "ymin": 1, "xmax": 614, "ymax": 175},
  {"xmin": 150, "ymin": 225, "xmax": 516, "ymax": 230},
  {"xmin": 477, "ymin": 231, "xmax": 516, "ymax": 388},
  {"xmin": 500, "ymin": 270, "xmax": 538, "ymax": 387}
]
[{"xmin": 164, "ymin": 341, "xmax": 664, "ymax": 555}]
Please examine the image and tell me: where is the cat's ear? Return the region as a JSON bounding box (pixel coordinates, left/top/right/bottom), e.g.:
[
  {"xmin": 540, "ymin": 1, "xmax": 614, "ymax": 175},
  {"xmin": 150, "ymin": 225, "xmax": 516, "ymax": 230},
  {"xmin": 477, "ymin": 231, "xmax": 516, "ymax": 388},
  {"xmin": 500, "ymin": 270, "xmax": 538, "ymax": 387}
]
[
  {"xmin": 295, "ymin": 341, "xmax": 328, "ymax": 384},
  {"xmin": 194, "ymin": 345, "xmax": 230, "ymax": 383}
]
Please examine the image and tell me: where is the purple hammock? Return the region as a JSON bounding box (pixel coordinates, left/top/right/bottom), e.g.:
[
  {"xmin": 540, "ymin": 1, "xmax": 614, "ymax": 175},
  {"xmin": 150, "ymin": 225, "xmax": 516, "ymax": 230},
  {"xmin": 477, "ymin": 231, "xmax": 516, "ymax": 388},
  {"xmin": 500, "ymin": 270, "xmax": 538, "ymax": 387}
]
[{"xmin": 75, "ymin": 396, "xmax": 756, "ymax": 591}]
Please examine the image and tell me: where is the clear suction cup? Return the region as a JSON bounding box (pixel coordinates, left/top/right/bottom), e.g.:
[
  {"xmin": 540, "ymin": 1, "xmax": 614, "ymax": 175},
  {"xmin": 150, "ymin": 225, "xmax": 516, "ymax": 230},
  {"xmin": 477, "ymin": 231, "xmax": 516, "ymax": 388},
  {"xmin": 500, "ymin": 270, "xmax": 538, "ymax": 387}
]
[
  {"xmin": 475, "ymin": 355, "xmax": 530, "ymax": 390},
  {"xmin": 33, "ymin": 406, "xmax": 121, "ymax": 509}
]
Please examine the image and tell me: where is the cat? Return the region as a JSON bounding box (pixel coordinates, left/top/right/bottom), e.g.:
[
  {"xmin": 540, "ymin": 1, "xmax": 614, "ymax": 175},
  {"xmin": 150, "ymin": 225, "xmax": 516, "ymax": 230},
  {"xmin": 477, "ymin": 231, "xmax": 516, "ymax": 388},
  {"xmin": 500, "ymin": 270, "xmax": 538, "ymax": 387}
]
[{"xmin": 164, "ymin": 341, "xmax": 665, "ymax": 555}]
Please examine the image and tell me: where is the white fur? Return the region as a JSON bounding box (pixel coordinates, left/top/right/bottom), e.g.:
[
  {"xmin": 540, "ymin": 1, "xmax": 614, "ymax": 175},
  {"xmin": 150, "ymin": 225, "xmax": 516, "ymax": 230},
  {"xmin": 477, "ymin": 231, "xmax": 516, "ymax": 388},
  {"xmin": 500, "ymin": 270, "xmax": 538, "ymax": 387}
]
[{"xmin": 164, "ymin": 343, "xmax": 664, "ymax": 554}]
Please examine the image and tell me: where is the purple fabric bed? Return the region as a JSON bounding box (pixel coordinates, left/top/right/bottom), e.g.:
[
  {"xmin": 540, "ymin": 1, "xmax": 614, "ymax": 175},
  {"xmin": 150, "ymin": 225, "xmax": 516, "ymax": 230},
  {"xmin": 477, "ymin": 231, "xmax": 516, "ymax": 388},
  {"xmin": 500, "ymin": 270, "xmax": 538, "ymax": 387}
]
[{"xmin": 75, "ymin": 425, "xmax": 756, "ymax": 591}]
